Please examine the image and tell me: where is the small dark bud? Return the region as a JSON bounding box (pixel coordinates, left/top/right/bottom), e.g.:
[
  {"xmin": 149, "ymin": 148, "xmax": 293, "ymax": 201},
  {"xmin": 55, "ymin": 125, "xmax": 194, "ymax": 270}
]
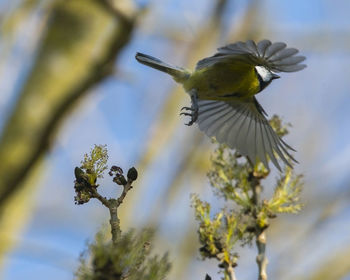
[
  {"xmin": 235, "ymin": 152, "xmax": 242, "ymax": 158},
  {"xmin": 108, "ymin": 171, "xmax": 113, "ymax": 176},
  {"xmin": 214, "ymin": 239, "xmax": 223, "ymax": 251},
  {"xmin": 143, "ymin": 241, "xmax": 151, "ymax": 252},
  {"xmin": 218, "ymin": 262, "xmax": 226, "ymax": 268},
  {"xmin": 111, "ymin": 165, "xmax": 118, "ymax": 171},
  {"xmin": 243, "ymin": 208, "xmax": 251, "ymax": 214},
  {"xmin": 111, "ymin": 165, "xmax": 123, "ymax": 174},
  {"xmin": 127, "ymin": 167, "xmax": 138, "ymax": 181},
  {"xmin": 246, "ymin": 226, "xmax": 256, "ymax": 233},
  {"xmin": 205, "ymin": 274, "xmax": 212, "ymax": 280},
  {"xmin": 113, "ymin": 175, "xmax": 127, "ymax": 185},
  {"xmin": 74, "ymin": 167, "xmax": 85, "ymax": 182},
  {"xmin": 261, "ymin": 224, "xmax": 269, "ymax": 230},
  {"xmin": 199, "ymin": 246, "xmax": 210, "ymax": 254}
]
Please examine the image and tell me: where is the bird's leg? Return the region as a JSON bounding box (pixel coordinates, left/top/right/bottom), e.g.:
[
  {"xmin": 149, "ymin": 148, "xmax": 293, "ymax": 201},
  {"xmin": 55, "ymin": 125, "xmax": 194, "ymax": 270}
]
[{"xmin": 180, "ymin": 89, "xmax": 198, "ymax": 126}]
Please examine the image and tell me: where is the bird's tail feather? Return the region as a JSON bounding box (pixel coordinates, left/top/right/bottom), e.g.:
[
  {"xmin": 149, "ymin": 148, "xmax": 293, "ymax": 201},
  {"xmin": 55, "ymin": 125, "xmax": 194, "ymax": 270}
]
[{"xmin": 135, "ymin": 52, "xmax": 189, "ymax": 82}]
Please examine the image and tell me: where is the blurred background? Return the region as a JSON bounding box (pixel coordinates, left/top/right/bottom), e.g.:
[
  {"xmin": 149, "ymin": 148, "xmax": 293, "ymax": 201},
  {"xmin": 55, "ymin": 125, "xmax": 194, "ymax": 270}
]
[{"xmin": 1, "ymin": 0, "xmax": 350, "ymax": 279}]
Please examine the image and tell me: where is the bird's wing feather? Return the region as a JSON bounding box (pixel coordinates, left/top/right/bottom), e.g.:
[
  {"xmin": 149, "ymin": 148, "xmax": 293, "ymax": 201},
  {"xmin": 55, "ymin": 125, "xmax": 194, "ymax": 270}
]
[
  {"xmin": 196, "ymin": 98, "xmax": 297, "ymax": 170},
  {"xmin": 195, "ymin": 39, "xmax": 306, "ymax": 73}
]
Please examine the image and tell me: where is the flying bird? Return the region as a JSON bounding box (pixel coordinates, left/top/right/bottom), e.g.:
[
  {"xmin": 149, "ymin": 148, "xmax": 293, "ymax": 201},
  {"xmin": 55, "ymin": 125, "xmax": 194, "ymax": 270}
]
[{"xmin": 135, "ymin": 40, "xmax": 306, "ymax": 171}]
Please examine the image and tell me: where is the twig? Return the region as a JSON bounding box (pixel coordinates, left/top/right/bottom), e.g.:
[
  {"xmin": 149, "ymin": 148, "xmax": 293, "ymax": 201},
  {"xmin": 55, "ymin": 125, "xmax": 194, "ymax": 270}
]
[
  {"xmin": 110, "ymin": 179, "xmax": 133, "ymax": 245},
  {"xmin": 256, "ymin": 230, "xmax": 268, "ymax": 280},
  {"xmin": 117, "ymin": 179, "xmax": 133, "ymax": 207},
  {"xmin": 226, "ymin": 263, "xmax": 237, "ymax": 280},
  {"xmin": 90, "ymin": 187, "xmax": 110, "ymax": 208},
  {"xmin": 89, "ymin": 177, "xmax": 135, "ymax": 245},
  {"xmin": 251, "ymin": 173, "xmax": 268, "ymax": 280},
  {"xmin": 108, "ymin": 199, "xmax": 121, "ymax": 245},
  {"xmin": 214, "ymin": 253, "xmax": 237, "ymax": 280}
]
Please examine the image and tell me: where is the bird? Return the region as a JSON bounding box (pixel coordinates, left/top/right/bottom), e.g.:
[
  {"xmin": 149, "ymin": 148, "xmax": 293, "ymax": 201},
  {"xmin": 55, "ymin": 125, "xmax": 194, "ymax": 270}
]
[{"xmin": 135, "ymin": 39, "xmax": 306, "ymax": 171}]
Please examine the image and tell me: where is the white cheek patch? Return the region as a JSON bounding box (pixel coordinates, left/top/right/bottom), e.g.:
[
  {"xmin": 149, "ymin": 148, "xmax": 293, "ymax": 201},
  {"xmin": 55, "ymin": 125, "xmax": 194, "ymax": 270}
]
[{"xmin": 255, "ymin": 66, "xmax": 272, "ymax": 82}]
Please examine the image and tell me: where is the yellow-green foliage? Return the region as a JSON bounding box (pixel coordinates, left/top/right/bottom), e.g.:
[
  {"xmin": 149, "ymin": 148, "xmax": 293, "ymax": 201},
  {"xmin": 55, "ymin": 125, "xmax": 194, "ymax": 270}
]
[
  {"xmin": 76, "ymin": 229, "xmax": 171, "ymax": 280},
  {"xmin": 267, "ymin": 167, "xmax": 303, "ymax": 214},
  {"xmin": 80, "ymin": 144, "xmax": 109, "ymax": 184},
  {"xmin": 208, "ymin": 145, "xmax": 252, "ymax": 208},
  {"xmin": 192, "ymin": 116, "xmax": 303, "ymax": 273},
  {"xmin": 74, "ymin": 145, "xmax": 108, "ymax": 204},
  {"xmin": 192, "ymin": 195, "xmax": 244, "ymax": 268},
  {"xmin": 269, "ymin": 114, "xmax": 291, "ymax": 138},
  {"xmin": 255, "ymin": 167, "xmax": 303, "ymax": 229}
]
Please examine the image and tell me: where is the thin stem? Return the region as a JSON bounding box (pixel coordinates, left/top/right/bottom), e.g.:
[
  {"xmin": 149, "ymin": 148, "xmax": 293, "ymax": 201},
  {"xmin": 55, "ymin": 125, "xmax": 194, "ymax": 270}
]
[
  {"xmin": 109, "ymin": 180, "xmax": 133, "ymax": 245},
  {"xmin": 251, "ymin": 179, "xmax": 261, "ymax": 206},
  {"xmin": 226, "ymin": 263, "xmax": 237, "ymax": 280},
  {"xmin": 251, "ymin": 173, "xmax": 268, "ymax": 280},
  {"xmin": 90, "ymin": 178, "xmax": 134, "ymax": 246},
  {"xmin": 117, "ymin": 179, "xmax": 133, "ymax": 207},
  {"xmin": 109, "ymin": 199, "xmax": 121, "ymax": 245},
  {"xmin": 90, "ymin": 187, "xmax": 110, "ymax": 207},
  {"xmin": 256, "ymin": 230, "xmax": 268, "ymax": 280}
]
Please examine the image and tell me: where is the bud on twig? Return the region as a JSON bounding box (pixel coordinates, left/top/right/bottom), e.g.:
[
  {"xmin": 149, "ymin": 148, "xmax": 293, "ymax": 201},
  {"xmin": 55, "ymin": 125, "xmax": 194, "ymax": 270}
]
[
  {"xmin": 127, "ymin": 167, "xmax": 138, "ymax": 181},
  {"xmin": 74, "ymin": 167, "xmax": 86, "ymax": 183},
  {"xmin": 113, "ymin": 175, "xmax": 127, "ymax": 185},
  {"xmin": 111, "ymin": 165, "xmax": 123, "ymax": 174}
]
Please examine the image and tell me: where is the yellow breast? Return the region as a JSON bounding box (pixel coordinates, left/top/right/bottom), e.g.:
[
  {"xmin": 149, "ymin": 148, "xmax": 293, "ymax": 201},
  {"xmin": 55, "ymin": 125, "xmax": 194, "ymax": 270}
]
[{"xmin": 183, "ymin": 60, "xmax": 260, "ymax": 101}]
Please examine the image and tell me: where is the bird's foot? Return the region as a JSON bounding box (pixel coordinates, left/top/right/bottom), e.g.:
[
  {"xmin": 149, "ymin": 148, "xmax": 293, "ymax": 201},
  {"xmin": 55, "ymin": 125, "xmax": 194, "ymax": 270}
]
[
  {"xmin": 180, "ymin": 91, "xmax": 199, "ymax": 126},
  {"xmin": 180, "ymin": 107, "xmax": 198, "ymax": 126}
]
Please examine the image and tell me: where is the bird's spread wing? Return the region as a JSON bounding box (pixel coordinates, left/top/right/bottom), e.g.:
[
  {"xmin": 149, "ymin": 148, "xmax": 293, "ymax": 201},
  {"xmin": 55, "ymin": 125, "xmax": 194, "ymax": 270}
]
[
  {"xmin": 196, "ymin": 98, "xmax": 296, "ymax": 170},
  {"xmin": 196, "ymin": 39, "xmax": 306, "ymax": 73}
]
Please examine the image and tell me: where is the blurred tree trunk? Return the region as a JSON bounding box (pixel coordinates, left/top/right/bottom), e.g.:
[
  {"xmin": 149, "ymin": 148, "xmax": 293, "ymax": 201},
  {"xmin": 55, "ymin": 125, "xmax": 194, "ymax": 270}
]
[{"xmin": 0, "ymin": 0, "xmax": 137, "ymax": 263}]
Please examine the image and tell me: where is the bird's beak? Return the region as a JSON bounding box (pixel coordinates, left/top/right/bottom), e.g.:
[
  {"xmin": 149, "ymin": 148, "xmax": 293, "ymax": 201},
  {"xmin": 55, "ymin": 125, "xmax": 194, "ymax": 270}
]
[{"xmin": 272, "ymin": 73, "xmax": 280, "ymax": 80}]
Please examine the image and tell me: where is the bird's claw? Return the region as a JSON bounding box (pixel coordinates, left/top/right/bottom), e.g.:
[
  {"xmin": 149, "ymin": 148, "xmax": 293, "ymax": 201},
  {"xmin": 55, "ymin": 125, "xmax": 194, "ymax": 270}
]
[
  {"xmin": 180, "ymin": 89, "xmax": 198, "ymax": 126},
  {"xmin": 185, "ymin": 120, "xmax": 195, "ymax": 126},
  {"xmin": 181, "ymin": 106, "xmax": 195, "ymax": 111},
  {"xmin": 179, "ymin": 112, "xmax": 192, "ymax": 116},
  {"xmin": 180, "ymin": 106, "xmax": 198, "ymax": 126}
]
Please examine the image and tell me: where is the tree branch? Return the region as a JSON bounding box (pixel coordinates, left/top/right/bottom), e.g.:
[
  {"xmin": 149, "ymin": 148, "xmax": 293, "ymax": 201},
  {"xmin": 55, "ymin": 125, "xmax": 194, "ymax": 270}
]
[
  {"xmin": 90, "ymin": 172, "xmax": 135, "ymax": 245},
  {"xmin": 251, "ymin": 174, "xmax": 268, "ymax": 280},
  {"xmin": 117, "ymin": 179, "xmax": 133, "ymax": 207},
  {"xmin": 108, "ymin": 199, "xmax": 121, "ymax": 245},
  {"xmin": 90, "ymin": 187, "xmax": 110, "ymax": 208},
  {"xmin": 227, "ymin": 263, "xmax": 237, "ymax": 280},
  {"xmin": 256, "ymin": 230, "xmax": 268, "ymax": 280}
]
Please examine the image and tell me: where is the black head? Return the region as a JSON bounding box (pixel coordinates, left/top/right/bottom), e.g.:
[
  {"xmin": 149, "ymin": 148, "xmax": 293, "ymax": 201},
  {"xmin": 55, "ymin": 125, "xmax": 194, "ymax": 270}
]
[{"xmin": 255, "ymin": 66, "xmax": 280, "ymax": 92}]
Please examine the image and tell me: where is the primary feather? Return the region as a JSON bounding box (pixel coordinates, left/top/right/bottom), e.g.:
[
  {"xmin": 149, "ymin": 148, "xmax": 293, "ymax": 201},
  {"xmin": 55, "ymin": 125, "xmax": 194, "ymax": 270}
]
[
  {"xmin": 196, "ymin": 39, "xmax": 306, "ymax": 73},
  {"xmin": 196, "ymin": 98, "xmax": 297, "ymax": 171}
]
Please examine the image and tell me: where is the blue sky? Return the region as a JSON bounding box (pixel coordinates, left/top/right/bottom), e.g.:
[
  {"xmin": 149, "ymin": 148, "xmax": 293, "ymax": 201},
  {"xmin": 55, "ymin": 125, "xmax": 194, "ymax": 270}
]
[{"xmin": 2, "ymin": 0, "xmax": 350, "ymax": 279}]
